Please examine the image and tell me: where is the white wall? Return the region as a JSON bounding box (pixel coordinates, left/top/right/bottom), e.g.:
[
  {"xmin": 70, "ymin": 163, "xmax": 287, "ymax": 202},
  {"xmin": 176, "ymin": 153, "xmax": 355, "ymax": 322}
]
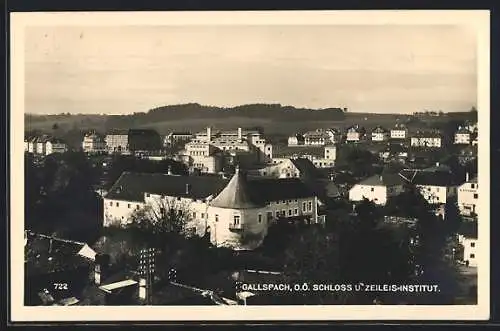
[
  {"xmin": 411, "ymin": 137, "xmax": 442, "ymax": 148},
  {"xmin": 372, "ymin": 132, "xmax": 388, "ymax": 141},
  {"xmin": 454, "ymin": 133, "xmax": 471, "ymax": 145},
  {"xmin": 390, "ymin": 129, "xmax": 407, "ymax": 139},
  {"xmin": 103, "ymin": 198, "xmax": 144, "ymax": 226},
  {"xmin": 346, "ymin": 132, "xmax": 360, "ymax": 142},
  {"xmin": 349, "ymin": 184, "xmax": 388, "ymax": 205},
  {"xmin": 416, "ymin": 185, "xmax": 450, "ymax": 204},
  {"xmin": 458, "ymin": 181, "xmax": 479, "ymax": 216},
  {"xmin": 459, "ymin": 235, "xmax": 478, "ymax": 267}
]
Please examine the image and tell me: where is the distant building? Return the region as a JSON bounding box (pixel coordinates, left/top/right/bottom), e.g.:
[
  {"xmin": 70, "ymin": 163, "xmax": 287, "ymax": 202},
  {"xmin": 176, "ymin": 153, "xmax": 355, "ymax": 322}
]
[
  {"xmin": 454, "ymin": 127, "xmax": 472, "ymax": 145},
  {"xmin": 105, "ymin": 129, "xmax": 130, "ymax": 154},
  {"xmin": 288, "ymin": 134, "xmax": 305, "ymax": 146},
  {"xmin": 164, "ymin": 132, "xmax": 193, "ymax": 147},
  {"xmin": 346, "ymin": 126, "xmax": 362, "ymax": 143},
  {"xmin": 458, "ymin": 221, "xmax": 478, "ymax": 268},
  {"xmin": 46, "ymin": 138, "xmax": 67, "ymax": 155},
  {"xmin": 103, "ymin": 169, "xmax": 323, "ymax": 250},
  {"xmin": 82, "ymin": 132, "xmax": 106, "ymax": 154},
  {"xmin": 325, "ymin": 128, "xmax": 342, "ymax": 144},
  {"xmin": 303, "ymin": 129, "xmax": 328, "ymax": 146},
  {"xmin": 371, "ymin": 126, "xmax": 389, "ymax": 142},
  {"xmin": 390, "ymin": 124, "xmax": 408, "ymax": 139},
  {"xmin": 182, "ymin": 139, "xmax": 224, "ymax": 173},
  {"xmin": 458, "ymin": 174, "xmax": 478, "ymax": 217},
  {"xmin": 24, "ymin": 135, "xmax": 67, "ymax": 156},
  {"xmin": 410, "ymin": 131, "xmax": 443, "ymax": 148},
  {"xmin": 272, "ymin": 145, "xmax": 336, "ymax": 168},
  {"xmin": 348, "ymin": 174, "xmax": 405, "ymax": 205}
]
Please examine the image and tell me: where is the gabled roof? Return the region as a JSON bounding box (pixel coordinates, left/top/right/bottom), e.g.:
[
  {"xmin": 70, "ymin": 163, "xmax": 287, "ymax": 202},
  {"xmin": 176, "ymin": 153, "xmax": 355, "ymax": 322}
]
[
  {"xmin": 273, "ymin": 145, "xmax": 324, "ymax": 158},
  {"xmin": 356, "ymin": 174, "xmax": 404, "ymax": 187},
  {"xmin": 290, "ymin": 158, "xmax": 321, "ymax": 178}
]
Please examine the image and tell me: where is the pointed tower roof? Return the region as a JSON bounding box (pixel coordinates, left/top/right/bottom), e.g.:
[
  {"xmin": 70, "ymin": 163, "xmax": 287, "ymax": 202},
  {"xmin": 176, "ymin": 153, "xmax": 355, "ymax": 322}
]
[{"xmin": 210, "ymin": 167, "xmax": 263, "ymax": 209}]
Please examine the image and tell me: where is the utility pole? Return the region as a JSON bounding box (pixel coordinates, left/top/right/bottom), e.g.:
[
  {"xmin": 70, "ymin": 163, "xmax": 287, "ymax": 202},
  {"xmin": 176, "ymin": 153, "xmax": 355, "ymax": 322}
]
[{"xmin": 138, "ymin": 247, "xmax": 156, "ymax": 305}]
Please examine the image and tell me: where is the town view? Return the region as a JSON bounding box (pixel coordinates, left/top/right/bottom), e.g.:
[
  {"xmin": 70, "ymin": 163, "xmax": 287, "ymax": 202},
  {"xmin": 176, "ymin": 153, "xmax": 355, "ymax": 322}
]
[{"xmin": 24, "ymin": 106, "xmax": 479, "ymax": 306}]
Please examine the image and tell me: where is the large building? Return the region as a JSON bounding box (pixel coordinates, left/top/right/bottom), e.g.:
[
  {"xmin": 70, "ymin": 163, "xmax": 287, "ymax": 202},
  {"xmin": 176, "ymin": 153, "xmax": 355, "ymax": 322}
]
[
  {"xmin": 24, "ymin": 135, "xmax": 67, "ymax": 156},
  {"xmin": 105, "ymin": 129, "xmax": 162, "ymax": 155},
  {"xmin": 454, "ymin": 127, "xmax": 472, "ymax": 145},
  {"xmin": 105, "ymin": 129, "xmax": 130, "ymax": 154},
  {"xmin": 457, "ymin": 174, "xmax": 479, "ymax": 217},
  {"xmin": 346, "ymin": 125, "xmax": 363, "ymax": 143},
  {"xmin": 272, "ymin": 145, "xmax": 336, "ymax": 168},
  {"xmin": 163, "ymin": 132, "xmax": 193, "ymax": 147},
  {"xmin": 82, "ymin": 132, "xmax": 107, "ymax": 154},
  {"xmin": 410, "ymin": 132, "xmax": 443, "ymax": 148},
  {"xmin": 103, "ymin": 169, "xmax": 322, "ymax": 250}
]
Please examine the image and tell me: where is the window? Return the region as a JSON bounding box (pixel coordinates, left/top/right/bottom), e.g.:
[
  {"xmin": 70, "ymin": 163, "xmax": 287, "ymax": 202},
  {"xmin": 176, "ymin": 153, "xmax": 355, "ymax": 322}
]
[
  {"xmin": 308, "ymin": 201, "xmax": 313, "ymax": 211},
  {"xmin": 370, "ymin": 187, "xmax": 374, "ymax": 192},
  {"xmin": 234, "ymin": 215, "xmax": 240, "ymax": 225},
  {"xmin": 474, "ymin": 193, "xmax": 478, "ymax": 199},
  {"xmin": 160, "ymin": 207, "xmax": 166, "ymax": 214},
  {"xmin": 193, "ymin": 212, "xmax": 197, "ymax": 219},
  {"xmin": 109, "ymin": 201, "xmax": 113, "ymax": 206},
  {"xmin": 302, "ymin": 202, "xmax": 307, "ymax": 212},
  {"xmin": 471, "ymin": 242, "xmax": 476, "ymax": 248},
  {"xmin": 471, "ymin": 184, "xmax": 475, "ymax": 189},
  {"xmin": 288, "ymin": 200, "xmax": 292, "ymax": 203},
  {"xmin": 215, "ymin": 214, "xmax": 219, "ymax": 222},
  {"xmin": 258, "ymin": 214, "xmax": 262, "ymax": 223},
  {"xmin": 136, "ymin": 205, "xmax": 140, "ymax": 210},
  {"xmin": 282, "ymin": 210, "xmax": 286, "ymax": 216},
  {"xmin": 201, "ymin": 213, "xmax": 205, "ymax": 218},
  {"xmin": 267, "ymin": 212, "xmax": 273, "ymax": 221},
  {"xmin": 116, "ymin": 202, "xmax": 120, "ymax": 207},
  {"xmin": 470, "ymin": 253, "xmax": 475, "ymax": 259},
  {"xmin": 146, "ymin": 193, "xmax": 150, "ymax": 197},
  {"xmin": 288, "ymin": 209, "xmax": 292, "ymax": 216},
  {"xmin": 277, "ymin": 201, "xmax": 280, "ymax": 205},
  {"xmin": 294, "ymin": 208, "xmax": 299, "ymax": 216},
  {"xmin": 128, "ymin": 204, "xmax": 131, "ymax": 209}
]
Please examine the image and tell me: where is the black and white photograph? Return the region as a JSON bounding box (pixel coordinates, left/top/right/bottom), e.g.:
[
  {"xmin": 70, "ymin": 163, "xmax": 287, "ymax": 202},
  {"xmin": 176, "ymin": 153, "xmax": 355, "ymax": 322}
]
[{"xmin": 10, "ymin": 10, "xmax": 490, "ymax": 321}]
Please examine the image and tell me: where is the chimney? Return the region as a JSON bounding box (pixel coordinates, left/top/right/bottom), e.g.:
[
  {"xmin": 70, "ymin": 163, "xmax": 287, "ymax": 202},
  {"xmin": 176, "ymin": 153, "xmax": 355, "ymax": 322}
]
[
  {"xmin": 206, "ymin": 127, "xmax": 212, "ymax": 142},
  {"xmin": 466, "ymin": 172, "xmax": 470, "ymax": 182},
  {"xmin": 435, "ymin": 162, "xmax": 440, "ymax": 167},
  {"xmin": 94, "ymin": 254, "xmax": 110, "ymax": 285},
  {"xmin": 238, "ymin": 127, "xmax": 242, "ymax": 140},
  {"xmin": 167, "ymin": 165, "xmax": 172, "ymax": 175},
  {"xmin": 185, "ymin": 183, "xmax": 191, "ymax": 195}
]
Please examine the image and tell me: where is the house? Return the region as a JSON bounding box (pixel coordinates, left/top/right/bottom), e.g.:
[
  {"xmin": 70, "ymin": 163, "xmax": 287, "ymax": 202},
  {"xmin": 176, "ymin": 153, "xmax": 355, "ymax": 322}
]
[
  {"xmin": 82, "ymin": 132, "xmax": 107, "ymax": 154},
  {"xmin": 457, "ymin": 221, "xmax": 478, "ymax": 268},
  {"xmin": 288, "ymin": 134, "xmax": 305, "ymax": 146},
  {"xmin": 390, "ymin": 124, "xmax": 408, "ymax": 139},
  {"xmin": 399, "ymin": 166, "xmax": 459, "ymax": 205},
  {"xmin": 271, "ymin": 145, "xmax": 336, "ymax": 168},
  {"xmin": 346, "ymin": 125, "xmax": 363, "ymax": 143},
  {"xmin": 410, "ymin": 131, "xmax": 443, "ymax": 148},
  {"xmin": 303, "ymin": 129, "xmax": 330, "ymax": 146},
  {"xmin": 457, "ymin": 174, "xmax": 478, "ymax": 217},
  {"xmin": 325, "ymin": 128, "xmax": 342, "ymax": 144},
  {"xmin": 181, "ymin": 139, "xmax": 224, "ymax": 173},
  {"xmin": 454, "ymin": 126, "xmax": 472, "ymax": 145},
  {"xmin": 103, "ymin": 168, "xmax": 322, "ymax": 250},
  {"xmin": 45, "ymin": 138, "xmax": 67, "ymax": 155},
  {"xmin": 371, "ymin": 126, "xmax": 389, "ymax": 142},
  {"xmin": 348, "ymin": 174, "xmax": 405, "ymax": 205}
]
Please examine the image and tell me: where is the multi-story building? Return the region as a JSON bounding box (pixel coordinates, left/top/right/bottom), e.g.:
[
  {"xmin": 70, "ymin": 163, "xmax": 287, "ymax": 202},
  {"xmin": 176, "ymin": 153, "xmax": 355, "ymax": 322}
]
[
  {"xmin": 182, "ymin": 139, "xmax": 223, "ymax": 173},
  {"xmin": 163, "ymin": 132, "xmax": 193, "ymax": 147},
  {"xmin": 454, "ymin": 127, "xmax": 472, "ymax": 145},
  {"xmin": 371, "ymin": 126, "xmax": 389, "ymax": 142},
  {"xmin": 410, "ymin": 132, "xmax": 443, "ymax": 148},
  {"xmin": 105, "ymin": 129, "xmax": 130, "ymax": 154},
  {"xmin": 24, "ymin": 135, "xmax": 67, "ymax": 156},
  {"xmin": 390, "ymin": 124, "xmax": 408, "ymax": 139},
  {"xmin": 348, "ymin": 174, "xmax": 405, "ymax": 205},
  {"xmin": 457, "ymin": 174, "xmax": 479, "ymax": 217},
  {"xmin": 46, "ymin": 138, "xmax": 67, "ymax": 155},
  {"xmin": 288, "ymin": 134, "xmax": 305, "ymax": 146},
  {"xmin": 103, "ymin": 168, "xmax": 322, "ymax": 250},
  {"xmin": 272, "ymin": 145, "xmax": 336, "ymax": 168},
  {"xmin": 82, "ymin": 132, "xmax": 107, "ymax": 154},
  {"xmin": 303, "ymin": 129, "xmax": 329, "ymax": 146}
]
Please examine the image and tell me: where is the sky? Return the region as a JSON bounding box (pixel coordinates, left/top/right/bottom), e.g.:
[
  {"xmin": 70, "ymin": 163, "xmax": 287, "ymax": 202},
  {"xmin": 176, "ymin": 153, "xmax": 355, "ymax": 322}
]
[{"xmin": 25, "ymin": 25, "xmax": 477, "ymax": 115}]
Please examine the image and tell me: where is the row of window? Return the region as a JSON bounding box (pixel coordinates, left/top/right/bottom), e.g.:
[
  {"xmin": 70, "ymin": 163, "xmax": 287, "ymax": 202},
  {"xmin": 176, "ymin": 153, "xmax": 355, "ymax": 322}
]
[{"xmin": 109, "ymin": 201, "xmax": 140, "ymax": 209}]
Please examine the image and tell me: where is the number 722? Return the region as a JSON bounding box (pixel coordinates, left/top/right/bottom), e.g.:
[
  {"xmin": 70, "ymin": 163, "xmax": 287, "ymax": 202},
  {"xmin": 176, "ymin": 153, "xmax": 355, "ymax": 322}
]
[{"xmin": 53, "ymin": 283, "xmax": 68, "ymax": 290}]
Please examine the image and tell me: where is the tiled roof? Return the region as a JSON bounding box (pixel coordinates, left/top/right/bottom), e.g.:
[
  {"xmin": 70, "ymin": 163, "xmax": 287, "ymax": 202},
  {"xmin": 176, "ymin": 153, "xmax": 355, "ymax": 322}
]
[
  {"xmin": 105, "ymin": 171, "xmax": 315, "ymax": 204},
  {"xmin": 356, "ymin": 174, "xmax": 404, "ymax": 187},
  {"xmin": 106, "ymin": 129, "xmax": 129, "ymax": 135},
  {"xmin": 290, "ymin": 158, "xmax": 321, "ymax": 178}
]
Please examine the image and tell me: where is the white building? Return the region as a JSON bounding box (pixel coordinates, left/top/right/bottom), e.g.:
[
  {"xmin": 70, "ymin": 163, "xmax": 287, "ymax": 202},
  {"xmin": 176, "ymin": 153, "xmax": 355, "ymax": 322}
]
[
  {"xmin": 454, "ymin": 127, "xmax": 472, "ymax": 145},
  {"xmin": 390, "ymin": 124, "xmax": 408, "ymax": 139},
  {"xmin": 46, "ymin": 139, "xmax": 67, "ymax": 155},
  {"xmin": 82, "ymin": 132, "xmax": 106, "ymax": 154},
  {"xmin": 103, "ymin": 169, "xmax": 322, "ymax": 250},
  {"xmin": 399, "ymin": 168, "xmax": 458, "ymax": 205},
  {"xmin": 182, "ymin": 139, "xmax": 223, "ymax": 173},
  {"xmin": 458, "ymin": 234, "xmax": 477, "ymax": 267},
  {"xmin": 348, "ymin": 174, "xmax": 405, "ymax": 205},
  {"xmin": 105, "ymin": 129, "xmax": 129, "ymax": 154},
  {"xmin": 346, "ymin": 126, "xmax": 362, "ymax": 142},
  {"xmin": 371, "ymin": 127, "xmax": 389, "ymax": 142},
  {"xmin": 287, "ymin": 134, "xmax": 304, "ymax": 146},
  {"xmin": 164, "ymin": 132, "xmax": 193, "ymax": 146},
  {"xmin": 410, "ymin": 132, "xmax": 442, "ymax": 148},
  {"xmin": 303, "ymin": 129, "xmax": 329, "ymax": 146},
  {"xmin": 457, "ymin": 174, "xmax": 478, "ymax": 217}
]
